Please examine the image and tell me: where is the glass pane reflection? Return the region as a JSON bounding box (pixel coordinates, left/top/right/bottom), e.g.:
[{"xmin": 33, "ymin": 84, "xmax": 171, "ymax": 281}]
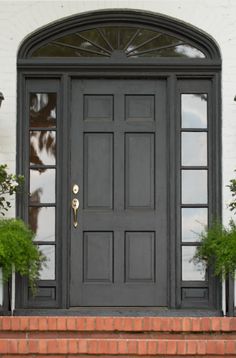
[
  {"xmin": 182, "ymin": 208, "xmax": 208, "ymax": 242},
  {"xmin": 30, "ymin": 169, "xmax": 55, "ymax": 203},
  {"xmin": 182, "ymin": 132, "xmax": 207, "ymax": 166},
  {"xmin": 30, "ymin": 131, "xmax": 56, "ymax": 166},
  {"xmin": 30, "ymin": 93, "xmax": 56, "ymax": 128},
  {"xmin": 39, "ymin": 245, "xmax": 55, "ymax": 280},
  {"xmin": 182, "ymin": 170, "xmax": 208, "ymax": 204},
  {"xmin": 182, "ymin": 94, "xmax": 207, "ymax": 128},
  {"xmin": 29, "ymin": 207, "xmax": 55, "ymax": 242},
  {"xmin": 182, "ymin": 246, "xmax": 206, "ymax": 281}
]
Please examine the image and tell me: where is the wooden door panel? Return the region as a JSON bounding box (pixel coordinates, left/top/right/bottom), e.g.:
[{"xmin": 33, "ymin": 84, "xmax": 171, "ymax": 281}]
[
  {"xmin": 125, "ymin": 133, "xmax": 155, "ymax": 209},
  {"xmin": 70, "ymin": 79, "xmax": 167, "ymax": 307},
  {"xmin": 84, "ymin": 133, "xmax": 113, "ymax": 209}
]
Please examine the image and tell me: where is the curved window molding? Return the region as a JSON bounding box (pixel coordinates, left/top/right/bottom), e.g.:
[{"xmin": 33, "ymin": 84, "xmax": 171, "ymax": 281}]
[{"xmin": 18, "ymin": 10, "xmax": 221, "ymax": 61}]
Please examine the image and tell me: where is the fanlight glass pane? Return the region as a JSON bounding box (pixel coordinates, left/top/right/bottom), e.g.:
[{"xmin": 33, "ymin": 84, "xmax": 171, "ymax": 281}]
[{"xmin": 31, "ymin": 26, "xmax": 206, "ymax": 59}]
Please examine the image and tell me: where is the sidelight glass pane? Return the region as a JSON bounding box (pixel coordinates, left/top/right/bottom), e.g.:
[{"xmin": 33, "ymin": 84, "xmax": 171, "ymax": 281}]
[
  {"xmin": 30, "ymin": 131, "xmax": 56, "ymax": 166},
  {"xmin": 182, "ymin": 170, "xmax": 208, "ymax": 204},
  {"xmin": 182, "ymin": 246, "xmax": 206, "ymax": 281},
  {"xmin": 30, "ymin": 93, "xmax": 56, "ymax": 128},
  {"xmin": 181, "ymin": 94, "xmax": 207, "ymax": 128},
  {"xmin": 30, "ymin": 169, "xmax": 55, "ymax": 204},
  {"xmin": 39, "ymin": 245, "xmax": 55, "ymax": 280},
  {"xmin": 182, "ymin": 208, "xmax": 208, "ymax": 242},
  {"xmin": 29, "ymin": 207, "xmax": 55, "ymax": 242},
  {"xmin": 182, "ymin": 132, "xmax": 207, "ymax": 166}
]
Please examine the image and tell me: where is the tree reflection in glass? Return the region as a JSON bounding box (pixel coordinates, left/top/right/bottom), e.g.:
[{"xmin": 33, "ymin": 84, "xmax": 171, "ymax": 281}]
[
  {"xmin": 30, "ymin": 93, "xmax": 56, "ymax": 128},
  {"xmin": 30, "ymin": 131, "xmax": 56, "ymax": 166},
  {"xmin": 29, "ymin": 207, "xmax": 55, "ymax": 242},
  {"xmin": 30, "ymin": 169, "xmax": 55, "ymax": 204}
]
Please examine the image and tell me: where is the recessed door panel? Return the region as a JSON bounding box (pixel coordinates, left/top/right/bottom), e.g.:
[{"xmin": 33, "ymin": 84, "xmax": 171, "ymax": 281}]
[
  {"xmin": 125, "ymin": 133, "xmax": 154, "ymax": 209},
  {"xmin": 70, "ymin": 79, "xmax": 167, "ymax": 306},
  {"xmin": 84, "ymin": 133, "xmax": 113, "ymax": 209}
]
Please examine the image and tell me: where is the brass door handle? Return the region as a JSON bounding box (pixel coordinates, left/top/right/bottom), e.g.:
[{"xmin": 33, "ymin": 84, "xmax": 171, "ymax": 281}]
[{"xmin": 72, "ymin": 198, "xmax": 79, "ymax": 228}]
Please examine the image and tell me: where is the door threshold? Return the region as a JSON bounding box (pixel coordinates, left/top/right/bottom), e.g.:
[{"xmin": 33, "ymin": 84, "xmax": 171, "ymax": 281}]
[{"xmin": 13, "ymin": 308, "xmax": 223, "ymax": 317}]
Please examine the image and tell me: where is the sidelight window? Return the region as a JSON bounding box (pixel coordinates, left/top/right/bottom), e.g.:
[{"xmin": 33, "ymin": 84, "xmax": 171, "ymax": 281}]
[{"xmin": 28, "ymin": 93, "xmax": 56, "ymax": 281}]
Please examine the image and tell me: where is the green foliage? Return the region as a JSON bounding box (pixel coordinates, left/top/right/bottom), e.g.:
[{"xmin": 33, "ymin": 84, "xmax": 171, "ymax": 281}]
[
  {"xmin": 0, "ymin": 164, "xmax": 24, "ymax": 216},
  {"xmin": 228, "ymin": 172, "xmax": 236, "ymax": 213},
  {"xmin": 0, "ymin": 218, "xmax": 46, "ymax": 293},
  {"xmin": 194, "ymin": 220, "xmax": 236, "ymax": 279},
  {"xmin": 194, "ymin": 170, "xmax": 236, "ymax": 279}
]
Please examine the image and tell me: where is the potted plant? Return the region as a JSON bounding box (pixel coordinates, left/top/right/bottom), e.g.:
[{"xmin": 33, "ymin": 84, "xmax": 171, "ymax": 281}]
[
  {"xmin": 0, "ymin": 164, "xmax": 45, "ymax": 312},
  {"xmin": 194, "ymin": 171, "xmax": 236, "ymax": 279}
]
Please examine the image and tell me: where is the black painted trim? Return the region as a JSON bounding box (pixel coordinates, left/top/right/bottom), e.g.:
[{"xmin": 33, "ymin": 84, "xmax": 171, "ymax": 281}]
[
  {"xmin": 15, "ymin": 9, "xmax": 222, "ymax": 314},
  {"xmin": 17, "ymin": 9, "xmax": 221, "ymax": 60}
]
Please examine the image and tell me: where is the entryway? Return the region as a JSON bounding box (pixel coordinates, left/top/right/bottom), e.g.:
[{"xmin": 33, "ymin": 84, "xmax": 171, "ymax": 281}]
[{"xmin": 15, "ymin": 10, "xmax": 221, "ymax": 312}]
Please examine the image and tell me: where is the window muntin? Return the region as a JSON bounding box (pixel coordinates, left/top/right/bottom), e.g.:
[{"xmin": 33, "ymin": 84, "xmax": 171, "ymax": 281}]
[{"xmin": 31, "ymin": 26, "xmax": 206, "ymax": 59}]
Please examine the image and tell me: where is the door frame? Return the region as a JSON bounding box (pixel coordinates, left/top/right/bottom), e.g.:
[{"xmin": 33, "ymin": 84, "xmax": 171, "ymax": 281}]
[
  {"xmin": 16, "ymin": 69, "xmax": 221, "ymax": 312},
  {"xmin": 15, "ymin": 9, "xmax": 222, "ymax": 313}
]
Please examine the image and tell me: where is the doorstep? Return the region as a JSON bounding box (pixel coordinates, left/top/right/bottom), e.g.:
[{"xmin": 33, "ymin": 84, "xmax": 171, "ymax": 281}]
[{"xmin": 0, "ymin": 316, "xmax": 236, "ymax": 356}]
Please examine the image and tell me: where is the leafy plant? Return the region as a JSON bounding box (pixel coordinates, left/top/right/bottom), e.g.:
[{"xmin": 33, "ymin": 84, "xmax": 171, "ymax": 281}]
[
  {"xmin": 194, "ymin": 171, "xmax": 236, "ymax": 279},
  {"xmin": 227, "ymin": 172, "xmax": 236, "ymax": 213},
  {"xmin": 0, "ymin": 218, "xmax": 45, "ymax": 293},
  {"xmin": 0, "ymin": 164, "xmax": 24, "ymax": 216},
  {"xmin": 194, "ymin": 220, "xmax": 236, "ymax": 279},
  {"xmin": 0, "ymin": 165, "xmax": 45, "ymax": 295}
]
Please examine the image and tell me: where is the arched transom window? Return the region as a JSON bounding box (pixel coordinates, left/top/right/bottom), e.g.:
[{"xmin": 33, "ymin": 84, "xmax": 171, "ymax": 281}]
[{"xmin": 31, "ymin": 26, "xmax": 206, "ymax": 58}]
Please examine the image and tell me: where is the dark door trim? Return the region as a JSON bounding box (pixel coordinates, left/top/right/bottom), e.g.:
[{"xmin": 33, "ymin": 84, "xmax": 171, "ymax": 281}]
[{"xmin": 15, "ymin": 9, "xmax": 222, "ymax": 313}]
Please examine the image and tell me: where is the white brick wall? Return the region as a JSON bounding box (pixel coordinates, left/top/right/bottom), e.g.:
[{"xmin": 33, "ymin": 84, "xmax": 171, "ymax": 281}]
[{"xmin": 0, "ymin": 0, "xmax": 236, "ymax": 308}]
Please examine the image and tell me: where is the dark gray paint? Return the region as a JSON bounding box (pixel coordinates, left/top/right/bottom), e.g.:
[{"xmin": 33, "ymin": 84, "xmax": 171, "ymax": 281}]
[
  {"xmin": 13, "ymin": 10, "xmax": 223, "ymax": 314},
  {"xmin": 70, "ymin": 79, "xmax": 167, "ymax": 306}
]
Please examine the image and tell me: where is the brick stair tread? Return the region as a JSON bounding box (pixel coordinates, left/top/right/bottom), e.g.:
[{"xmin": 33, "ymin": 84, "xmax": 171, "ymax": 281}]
[
  {"xmin": 0, "ymin": 317, "xmax": 236, "ymax": 332},
  {"xmin": 0, "ymin": 338, "xmax": 236, "ymax": 355}
]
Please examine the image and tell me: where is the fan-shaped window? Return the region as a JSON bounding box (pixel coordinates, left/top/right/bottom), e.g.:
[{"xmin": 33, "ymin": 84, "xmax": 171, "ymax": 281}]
[{"xmin": 31, "ymin": 26, "xmax": 206, "ymax": 58}]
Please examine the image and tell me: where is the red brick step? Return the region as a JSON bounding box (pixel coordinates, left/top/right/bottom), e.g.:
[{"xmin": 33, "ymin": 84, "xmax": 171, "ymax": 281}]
[{"xmin": 0, "ymin": 317, "xmax": 235, "ymax": 356}]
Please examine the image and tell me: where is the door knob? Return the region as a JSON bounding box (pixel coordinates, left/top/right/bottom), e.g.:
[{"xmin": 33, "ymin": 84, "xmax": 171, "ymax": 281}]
[{"xmin": 72, "ymin": 198, "xmax": 79, "ymax": 228}]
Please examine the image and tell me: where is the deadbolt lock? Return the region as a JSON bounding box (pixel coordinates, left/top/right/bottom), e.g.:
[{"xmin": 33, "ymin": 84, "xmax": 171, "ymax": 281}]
[{"xmin": 72, "ymin": 184, "xmax": 79, "ymax": 194}]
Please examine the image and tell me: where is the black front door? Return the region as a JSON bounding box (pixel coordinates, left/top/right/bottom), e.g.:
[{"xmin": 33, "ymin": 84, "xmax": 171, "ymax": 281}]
[{"xmin": 70, "ymin": 79, "xmax": 168, "ymax": 306}]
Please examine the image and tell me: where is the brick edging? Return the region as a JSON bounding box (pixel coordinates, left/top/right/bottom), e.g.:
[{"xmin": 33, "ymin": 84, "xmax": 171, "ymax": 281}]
[{"xmin": 0, "ymin": 317, "xmax": 235, "ymax": 332}]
